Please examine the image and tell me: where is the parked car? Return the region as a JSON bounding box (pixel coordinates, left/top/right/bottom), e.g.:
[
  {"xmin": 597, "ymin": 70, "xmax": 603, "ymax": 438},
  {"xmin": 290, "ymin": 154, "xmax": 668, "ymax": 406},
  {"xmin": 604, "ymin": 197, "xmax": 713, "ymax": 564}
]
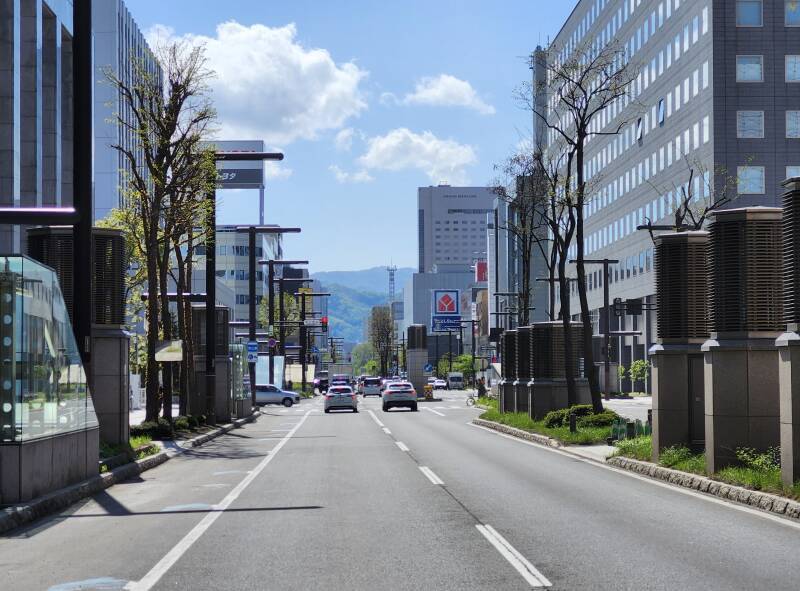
[
  {"xmin": 255, "ymin": 384, "xmax": 300, "ymax": 407},
  {"xmin": 382, "ymin": 381, "xmax": 418, "ymax": 412},
  {"xmin": 433, "ymin": 379, "xmax": 448, "ymax": 390},
  {"xmin": 360, "ymin": 376, "xmax": 382, "ymax": 397},
  {"xmin": 324, "ymin": 385, "xmax": 358, "ymax": 413}
]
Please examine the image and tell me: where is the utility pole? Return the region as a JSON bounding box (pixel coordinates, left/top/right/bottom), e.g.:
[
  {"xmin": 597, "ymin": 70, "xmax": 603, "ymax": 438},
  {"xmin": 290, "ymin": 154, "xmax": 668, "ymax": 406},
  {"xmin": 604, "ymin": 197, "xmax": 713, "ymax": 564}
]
[{"xmin": 295, "ymin": 291, "xmax": 330, "ymax": 393}]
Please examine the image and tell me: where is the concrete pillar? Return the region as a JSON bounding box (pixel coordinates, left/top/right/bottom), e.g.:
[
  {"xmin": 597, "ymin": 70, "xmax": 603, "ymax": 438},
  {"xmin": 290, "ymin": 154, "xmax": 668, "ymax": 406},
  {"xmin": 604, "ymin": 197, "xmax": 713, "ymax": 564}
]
[
  {"xmin": 777, "ymin": 332, "xmax": 800, "ymax": 486},
  {"xmin": 91, "ymin": 326, "xmax": 130, "ymax": 445},
  {"xmin": 407, "ymin": 349, "xmax": 427, "ymax": 395}
]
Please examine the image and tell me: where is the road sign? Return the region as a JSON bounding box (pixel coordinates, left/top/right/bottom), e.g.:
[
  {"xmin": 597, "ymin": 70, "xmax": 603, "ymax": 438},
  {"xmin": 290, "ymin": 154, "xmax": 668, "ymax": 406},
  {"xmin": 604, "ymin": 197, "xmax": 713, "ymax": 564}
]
[
  {"xmin": 424, "ymin": 363, "xmax": 433, "ymax": 372},
  {"xmin": 247, "ymin": 340, "xmax": 258, "ymax": 363},
  {"xmin": 432, "ymin": 315, "xmax": 461, "ymax": 332},
  {"xmin": 304, "ymin": 319, "xmax": 321, "ymax": 327},
  {"xmin": 268, "ymin": 338, "xmax": 277, "ymax": 348}
]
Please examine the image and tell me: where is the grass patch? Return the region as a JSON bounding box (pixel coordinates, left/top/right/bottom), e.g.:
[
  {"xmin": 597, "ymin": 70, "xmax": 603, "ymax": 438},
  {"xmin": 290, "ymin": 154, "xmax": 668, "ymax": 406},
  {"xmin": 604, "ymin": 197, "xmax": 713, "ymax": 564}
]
[
  {"xmin": 613, "ymin": 440, "xmax": 800, "ymax": 500},
  {"xmin": 479, "ymin": 408, "xmax": 611, "ymax": 445},
  {"xmin": 477, "ymin": 396, "xmax": 498, "ymax": 411}
]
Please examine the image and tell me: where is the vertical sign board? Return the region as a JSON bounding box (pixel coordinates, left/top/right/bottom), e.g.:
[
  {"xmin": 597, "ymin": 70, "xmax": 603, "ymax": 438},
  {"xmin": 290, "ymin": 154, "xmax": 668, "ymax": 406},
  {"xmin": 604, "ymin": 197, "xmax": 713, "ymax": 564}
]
[{"xmin": 431, "ymin": 289, "xmax": 461, "ymax": 332}]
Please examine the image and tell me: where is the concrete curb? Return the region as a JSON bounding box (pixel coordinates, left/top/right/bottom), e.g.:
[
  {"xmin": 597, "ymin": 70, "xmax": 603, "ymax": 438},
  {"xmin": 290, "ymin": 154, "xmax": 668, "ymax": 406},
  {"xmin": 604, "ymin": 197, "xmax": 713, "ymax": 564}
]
[
  {"xmin": 0, "ymin": 411, "xmax": 261, "ymax": 535},
  {"xmin": 472, "ymin": 418, "xmax": 562, "ymax": 448},
  {"xmin": 607, "ymin": 456, "xmax": 800, "ymax": 520}
]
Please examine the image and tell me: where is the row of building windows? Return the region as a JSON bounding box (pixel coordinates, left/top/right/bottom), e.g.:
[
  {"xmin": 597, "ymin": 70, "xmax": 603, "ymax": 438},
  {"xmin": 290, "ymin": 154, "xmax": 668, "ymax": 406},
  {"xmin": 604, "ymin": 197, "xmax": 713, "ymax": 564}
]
[
  {"xmin": 214, "ymin": 270, "xmax": 264, "ymax": 281},
  {"xmin": 735, "ymin": 54, "xmax": 800, "ymax": 82},
  {"xmin": 234, "ymin": 295, "xmax": 263, "ymax": 305},
  {"xmin": 736, "ymin": 0, "xmax": 800, "ymax": 27},
  {"xmin": 194, "ymin": 245, "xmax": 264, "ymax": 257},
  {"xmin": 565, "ymin": 247, "xmax": 655, "ymax": 298},
  {"xmin": 736, "ymin": 110, "xmax": 800, "ymax": 138}
]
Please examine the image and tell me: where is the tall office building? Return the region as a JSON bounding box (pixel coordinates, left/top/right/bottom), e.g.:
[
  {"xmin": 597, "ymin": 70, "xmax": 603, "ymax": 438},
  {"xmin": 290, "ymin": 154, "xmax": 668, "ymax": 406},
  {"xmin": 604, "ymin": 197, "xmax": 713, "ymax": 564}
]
[
  {"xmin": 93, "ymin": 0, "xmax": 162, "ymax": 222},
  {"xmin": 417, "ymin": 185, "xmax": 496, "ymax": 273},
  {"xmin": 0, "ymin": 0, "xmax": 76, "ymax": 251},
  {"xmin": 543, "ymin": 0, "xmax": 800, "ymax": 386}
]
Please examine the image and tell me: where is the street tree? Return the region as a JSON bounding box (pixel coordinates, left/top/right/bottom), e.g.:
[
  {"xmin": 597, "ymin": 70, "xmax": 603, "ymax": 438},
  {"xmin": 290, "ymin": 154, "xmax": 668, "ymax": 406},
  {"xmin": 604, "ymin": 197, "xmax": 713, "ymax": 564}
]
[
  {"xmin": 106, "ymin": 41, "xmax": 216, "ymax": 422},
  {"xmin": 527, "ymin": 40, "xmax": 639, "ymax": 413},
  {"xmin": 369, "ymin": 306, "xmax": 393, "ymax": 376}
]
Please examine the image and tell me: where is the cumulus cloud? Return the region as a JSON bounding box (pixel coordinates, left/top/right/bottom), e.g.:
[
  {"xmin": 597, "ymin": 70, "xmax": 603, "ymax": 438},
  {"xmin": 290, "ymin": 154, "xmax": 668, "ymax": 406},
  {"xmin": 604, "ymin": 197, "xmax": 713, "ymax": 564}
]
[
  {"xmin": 357, "ymin": 128, "xmax": 477, "ymax": 185},
  {"xmin": 329, "ymin": 165, "xmax": 373, "ymax": 184},
  {"xmin": 334, "ymin": 128, "xmax": 355, "ymax": 152},
  {"xmin": 146, "ymin": 22, "xmax": 368, "ymax": 145},
  {"xmin": 264, "ymin": 162, "xmax": 293, "ymax": 180},
  {"xmin": 402, "ymin": 74, "xmax": 495, "ymax": 115}
]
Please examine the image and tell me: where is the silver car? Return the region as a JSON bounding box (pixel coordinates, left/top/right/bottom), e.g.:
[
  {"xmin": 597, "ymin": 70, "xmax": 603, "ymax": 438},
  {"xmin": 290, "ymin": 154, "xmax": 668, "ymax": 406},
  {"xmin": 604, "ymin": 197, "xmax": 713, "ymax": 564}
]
[
  {"xmin": 382, "ymin": 381, "xmax": 418, "ymax": 412},
  {"xmin": 324, "ymin": 385, "xmax": 358, "ymax": 413},
  {"xmin": 255, "ymin": 384, "xmax": 300, "ymax": 407},
  {"xmin": 361, "ymin": 377, "xmax": 382, "ymax": 397}
]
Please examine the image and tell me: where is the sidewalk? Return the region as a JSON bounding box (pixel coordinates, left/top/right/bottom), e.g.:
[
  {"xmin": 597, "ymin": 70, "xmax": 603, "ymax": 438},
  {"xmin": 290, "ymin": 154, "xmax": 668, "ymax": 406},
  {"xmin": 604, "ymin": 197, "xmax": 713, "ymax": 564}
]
[
  {"xmin": 129, "ymin": 403, "xmax": 180, "ymax": 426},
  {"xmin": 605, "ymin": 396, "xmax": 651, "ymax": 423}
]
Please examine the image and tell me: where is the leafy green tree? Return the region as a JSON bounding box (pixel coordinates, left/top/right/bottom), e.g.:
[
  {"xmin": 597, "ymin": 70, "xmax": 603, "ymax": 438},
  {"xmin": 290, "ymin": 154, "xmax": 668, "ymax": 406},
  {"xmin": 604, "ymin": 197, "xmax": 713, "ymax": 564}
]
[
  {"xmin": 629, "ymin": 360, "xmax": 650, "ymax": 390},
  {"xmin": 617, "ymin": 364, "xmax": 627, "ymax": 393},
  {"xmin": 351, "ymin": 342, "xmax": 376, "ymax": 375}
]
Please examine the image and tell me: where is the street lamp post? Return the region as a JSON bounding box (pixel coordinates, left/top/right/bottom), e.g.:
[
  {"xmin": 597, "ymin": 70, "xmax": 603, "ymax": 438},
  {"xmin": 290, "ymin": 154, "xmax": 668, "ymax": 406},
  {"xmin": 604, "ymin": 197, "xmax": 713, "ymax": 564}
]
[
  {"xmin": 295, "ymin": 291, "xmax": 330, "ymax": 393},
  {"xmin": 258, "ymin": 259, "xmax": 308, "ymax": 386},
  {"xmin": 570, "ymin": 258, "xmax": 618, "ymax": 401},
  {"xmin": 234, "ymin": 225, "xmax": 300, "ymax": 409}
]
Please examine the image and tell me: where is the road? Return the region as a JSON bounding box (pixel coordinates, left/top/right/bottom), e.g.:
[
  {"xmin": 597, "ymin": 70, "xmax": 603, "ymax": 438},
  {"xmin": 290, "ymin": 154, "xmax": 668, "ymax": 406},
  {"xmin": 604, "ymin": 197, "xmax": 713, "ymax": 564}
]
[{"xmin": 2, "ymin": 391, "xmax": 800, "ymax": 590}]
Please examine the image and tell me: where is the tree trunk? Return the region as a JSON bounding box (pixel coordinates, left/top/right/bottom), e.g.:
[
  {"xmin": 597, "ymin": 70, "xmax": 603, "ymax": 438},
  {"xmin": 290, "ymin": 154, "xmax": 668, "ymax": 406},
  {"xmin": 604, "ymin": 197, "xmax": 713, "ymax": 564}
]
[
  {"xmin": 574, "ymin": 143, "xmax": 603, "ymax": 413},
  {"xmin": 158, "ymin": 242, "xmax": 173, "ymax": 422},
  {"xmin": 145, "ymin": 226, "xmax": 161, "ymax": 423},
  {"xmin": 557, "ymin": 244, "xmax": 577, "ymax": 407},
  {"xmin": 174, "ymin": 242, "xmax": 188, "ymax": 417}
]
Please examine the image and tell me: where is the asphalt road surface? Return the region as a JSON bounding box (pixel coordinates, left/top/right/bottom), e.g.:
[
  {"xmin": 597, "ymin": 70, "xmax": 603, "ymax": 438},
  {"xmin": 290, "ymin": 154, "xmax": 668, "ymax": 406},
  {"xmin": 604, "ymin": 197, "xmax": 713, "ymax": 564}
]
[{"xmin": 2, "ymin": 391, "xmax": 800, "ymax": 590}]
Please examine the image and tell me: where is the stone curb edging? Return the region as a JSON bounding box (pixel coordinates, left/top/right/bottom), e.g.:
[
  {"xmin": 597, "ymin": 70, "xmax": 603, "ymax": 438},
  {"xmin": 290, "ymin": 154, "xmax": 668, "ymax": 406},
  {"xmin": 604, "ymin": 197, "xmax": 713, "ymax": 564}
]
[
  {"xmin": 0, "ymin": 411, "xmax": 261, "ymax": 535},
  {"xmin": 472, "ymin": 418, "xmax": 562, "ymax": 448},
  {"xmin": 607, "ymin": 456, "xmax": 800, "ymax": 520}
]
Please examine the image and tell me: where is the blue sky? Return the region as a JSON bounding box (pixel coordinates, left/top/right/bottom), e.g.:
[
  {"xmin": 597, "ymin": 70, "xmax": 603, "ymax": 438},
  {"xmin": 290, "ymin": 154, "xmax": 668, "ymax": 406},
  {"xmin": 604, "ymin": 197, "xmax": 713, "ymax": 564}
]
[{"xmin": 127, "ymin": 0, "xmax": 575, "ymax": 272}]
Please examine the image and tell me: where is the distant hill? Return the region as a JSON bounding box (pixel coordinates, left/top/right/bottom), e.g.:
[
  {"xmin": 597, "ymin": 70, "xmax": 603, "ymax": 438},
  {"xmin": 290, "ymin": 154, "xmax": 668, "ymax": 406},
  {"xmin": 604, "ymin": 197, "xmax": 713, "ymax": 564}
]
[
  {"xmin": 312, "ymin": 266, "xmax": 415, "ymax": 295},
  {"xmin": 318, "ymin": 282, "xmax": 386, "ymax": 344}
]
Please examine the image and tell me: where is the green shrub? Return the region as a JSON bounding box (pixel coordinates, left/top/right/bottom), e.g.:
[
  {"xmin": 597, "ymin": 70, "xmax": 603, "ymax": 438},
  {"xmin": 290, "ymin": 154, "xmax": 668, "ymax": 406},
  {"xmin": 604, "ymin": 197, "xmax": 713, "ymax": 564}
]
[
  {"xmin": 735, "ymin": 447, "xmax": 780, "ymax": 471},
  {"xmin": 577, "ymin": 410, "xmax": 618, "ymax": 428},
  {"xmin": 543, "ymin": 404, "xmax": 594, "ymax": 428},
  {"xmin": 186, "ymin": 415, "xmax": 199, "ymax": 428},
  {"xmin": 659, "ymin": 445, "xmax": 706, "ymax": 474},
  {"xmin": 130, "ymin": 418, "xmax": 173, "ymax": 439},
  {"xmin": 480, "ymin": 408, "xmax": 611, "ymax": 445},
  {"xmin": 629, "ymin": 359, "xmax": 650, "ymax": 384},
  {"xmin": 174, "ymin": 416, "xmax": 190, "ymax": 431}
]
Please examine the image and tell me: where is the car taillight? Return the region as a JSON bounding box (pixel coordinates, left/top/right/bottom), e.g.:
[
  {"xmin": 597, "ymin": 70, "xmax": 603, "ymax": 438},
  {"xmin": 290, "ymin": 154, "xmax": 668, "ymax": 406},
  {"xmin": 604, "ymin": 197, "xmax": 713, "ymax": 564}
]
[{"xmin": 325, "ymin": 394, "xmax": 332, "ymax": 400}]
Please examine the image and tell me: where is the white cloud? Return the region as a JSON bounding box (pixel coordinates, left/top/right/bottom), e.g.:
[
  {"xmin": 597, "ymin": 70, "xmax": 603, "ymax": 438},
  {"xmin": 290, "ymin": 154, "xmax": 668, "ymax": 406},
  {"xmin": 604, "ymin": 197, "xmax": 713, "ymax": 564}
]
[
  {"xmin": 357, "ymin": 128, "xmax": 477, "ymax": 185},
  {"xmin": 402, "ymin": 74, "xmax": 495, "ymax": 115},
  {"xmin": 265, "ymin": 162, "xmax": 293, "ymax": 180},
  {"xmin": 329, "ymin": 165, "xmax": 374, "ymax": 184},
  {"xmin": 334, "ymin": 128, "xmax": 355, "ymax": 152},
  {"xmin": 146, "ymin": 22, "xmax": 368, "ymax": 145}
]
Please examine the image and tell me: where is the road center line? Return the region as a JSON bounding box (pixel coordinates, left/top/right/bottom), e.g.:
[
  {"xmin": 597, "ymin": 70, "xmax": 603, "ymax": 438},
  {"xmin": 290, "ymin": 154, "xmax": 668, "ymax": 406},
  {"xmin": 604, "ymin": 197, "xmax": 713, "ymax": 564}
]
[
  {"xmin": 382, "ymin": 427, "xmax": 392, "ymax": 435},
  {"xmin": 418, "ymin": 466, "xmax": 444, "ymax": 485},
  {"xmin": 126, "ymin": 411, "xmax": 311, "ymax": 591},
  {"xmin": 423, "ymin": 407, "xmax": 446, "ymax": 417},
  {"xmin": 476, "ymin": 524, "xmax": 552, "ymax": 587},
  {"xmin": 395, "ymin": 441, "xmax": 410, "ymax": 452},
  {"xmin": 367, "ymin": 409, "xmax": 385, "ymax": 428}
]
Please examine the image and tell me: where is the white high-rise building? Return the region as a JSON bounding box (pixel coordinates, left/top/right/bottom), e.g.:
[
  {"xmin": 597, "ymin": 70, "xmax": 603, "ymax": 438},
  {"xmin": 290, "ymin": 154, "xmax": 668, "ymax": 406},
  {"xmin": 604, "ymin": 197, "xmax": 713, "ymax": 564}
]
[{"xmin": 417, "ymin": 185, "xmax": 496, "ymax": 273}]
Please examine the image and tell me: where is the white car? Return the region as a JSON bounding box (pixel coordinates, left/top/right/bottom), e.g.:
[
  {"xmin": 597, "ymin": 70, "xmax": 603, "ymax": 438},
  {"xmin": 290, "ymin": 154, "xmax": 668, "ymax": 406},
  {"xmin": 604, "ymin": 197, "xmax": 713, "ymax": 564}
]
[
  {"xmin": 255, "ymin": 384, "xmax": 300, "ymax": 407},
  {"xmin": 433, "ymin": 379, "xmax": 448, "ymax": 390},
  {"xmin": 382, "ymin": 381, "xmax": 418, "ymax": 412},
  {"xmin": 324, "ymin": 385, "xmax": 358, "ymax": 413}
]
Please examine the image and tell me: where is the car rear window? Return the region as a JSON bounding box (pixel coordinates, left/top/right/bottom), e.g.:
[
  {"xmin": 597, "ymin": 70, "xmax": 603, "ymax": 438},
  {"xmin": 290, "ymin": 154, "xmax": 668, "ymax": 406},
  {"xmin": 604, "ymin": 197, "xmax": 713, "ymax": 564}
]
[
  {"xmin": 330, "ymin": 387, "xmax": 351, "ymax": 393},
  {"xmin": 365, "ymin": 378, "xmax": 380, "ymax": 385},
  {"xmin": 389, "ymin": 383, "xmax": 411, "ymax": 389}
]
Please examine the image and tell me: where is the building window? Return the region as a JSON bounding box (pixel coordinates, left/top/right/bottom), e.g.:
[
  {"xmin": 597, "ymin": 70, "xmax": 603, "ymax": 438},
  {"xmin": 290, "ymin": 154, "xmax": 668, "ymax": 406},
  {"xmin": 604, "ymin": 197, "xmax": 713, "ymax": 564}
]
[
  {"xmin": 737, "ymin": 111, "xmax": 764, "ymax": 138},
  {"xmin": 736, "ymin": 55, "xmax": 763, "ymax": 82},
  {"xmin": 787, "ymin": 1, "xmax": 800, "ymax": 26},
  {"xmin": 787, "ymin": 111, "xmax": 800, "ymax": 138},
  {"xmin": 736, "ymin": 0, "xmax": 763, "ymax": 26},
  {"xmin": 787, "ymin": 166, "xmax": 800, "ymax": 179},
  {"xmin": 636, "ymin": 118, "xmax": 643, "ymax": 143},
  {"xmin": 657, "ymin": 99, "xmax": 665, "ymax": 126},
  {"xmin": 737, "ymin": 166, "xmax": 766, "ymax": 194},
  {"xmin": 787, "ymin": 55, "xmax": 800, "ymax": 81}
]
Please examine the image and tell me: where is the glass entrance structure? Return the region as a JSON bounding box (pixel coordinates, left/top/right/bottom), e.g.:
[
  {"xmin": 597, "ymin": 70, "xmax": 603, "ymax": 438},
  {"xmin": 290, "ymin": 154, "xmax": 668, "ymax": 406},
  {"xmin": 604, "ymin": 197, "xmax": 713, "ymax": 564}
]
[{"xmin": 0, "ymin": 256, "xmax": 98, "ymax": 504}]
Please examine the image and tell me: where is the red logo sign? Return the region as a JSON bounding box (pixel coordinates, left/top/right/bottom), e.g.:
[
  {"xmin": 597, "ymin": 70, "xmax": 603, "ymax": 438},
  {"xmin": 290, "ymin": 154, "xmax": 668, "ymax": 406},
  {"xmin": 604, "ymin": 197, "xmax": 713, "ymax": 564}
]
[{"xmin": 437, "ymin": 293, "xmax": 456, "ymax": 313}]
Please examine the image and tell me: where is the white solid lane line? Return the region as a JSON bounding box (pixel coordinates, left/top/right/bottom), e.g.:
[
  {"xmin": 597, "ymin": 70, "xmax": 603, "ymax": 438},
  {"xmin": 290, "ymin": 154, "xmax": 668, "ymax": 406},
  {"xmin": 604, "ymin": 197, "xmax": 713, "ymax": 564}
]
[
  {"xmin": 476, "ymin": 524, "xmax": 552, "ymax": 588},
  {"xmin": 382, "ymin": 427, "xmax": 392, "ymax": 435},
  {"xmin": 424, "ymin": 407, "xmax": 446, "ymax": 417},
  {"xmin": 126, "ymin": 411, "xmax": 312, "ymax": 591},
  {"xmin": 395, "ymin": 441, "xmax": 410, "ymax": 452},
  {"xmin": 418, "ymin": 466, "xmax": 444, "ymax": 485},
  {"xmin": 367, "ymin": 409, "xmax": 385, "ymax": 428}
]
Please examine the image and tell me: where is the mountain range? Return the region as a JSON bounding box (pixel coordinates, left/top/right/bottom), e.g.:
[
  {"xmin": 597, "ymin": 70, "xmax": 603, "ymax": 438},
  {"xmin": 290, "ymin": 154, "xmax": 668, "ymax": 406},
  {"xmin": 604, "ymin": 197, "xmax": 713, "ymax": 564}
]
[{"xmin": 312, "ymin": 267, "xmax": 415, "ymax": 344}]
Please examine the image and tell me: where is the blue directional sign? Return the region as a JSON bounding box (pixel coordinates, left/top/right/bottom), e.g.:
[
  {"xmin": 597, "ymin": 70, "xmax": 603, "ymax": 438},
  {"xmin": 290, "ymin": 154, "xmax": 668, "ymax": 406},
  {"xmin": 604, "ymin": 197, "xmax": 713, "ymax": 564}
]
[
  {"xmin": 247, "ymin": 341, "xmax": 258, "ymax": 363},
  {"xmin": 424, "ymin": 363, "xmax": 433, "ymax": 372},
  {"xmin": 432, "ymin": 315, "xmax": 461, "ymax": 332}
]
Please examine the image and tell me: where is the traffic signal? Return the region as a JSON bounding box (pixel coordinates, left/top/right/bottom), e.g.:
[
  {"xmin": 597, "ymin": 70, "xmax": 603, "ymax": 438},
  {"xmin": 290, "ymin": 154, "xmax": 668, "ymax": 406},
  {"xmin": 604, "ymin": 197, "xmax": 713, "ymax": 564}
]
[{"xmin": 321, "ymin": 315, "xmax": 328, "ymax": 332}]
